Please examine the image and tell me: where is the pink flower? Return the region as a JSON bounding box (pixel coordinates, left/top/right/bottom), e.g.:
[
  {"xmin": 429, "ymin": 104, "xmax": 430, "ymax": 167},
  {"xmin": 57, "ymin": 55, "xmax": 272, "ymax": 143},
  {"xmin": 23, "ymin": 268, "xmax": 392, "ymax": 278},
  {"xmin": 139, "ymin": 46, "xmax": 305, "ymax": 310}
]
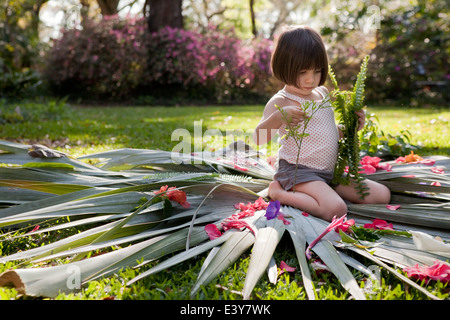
[
  {"xmin": 359, "ymin": 156, "xmax": 392, "ymax": 173},
  {"xmin": 306, "ymin": 215, "xmax": 347, "ymax": 259},
  {"xmin": 221, "ymin": 218, "xmax": 256, "ymax": 235},
  {"xmin": 277, "ymin": 213, "xmax": 291, "ymax": 225},
  {"xmin": 360, "ymin": 164, "xmax": 377, "ymax": 174},
  {"xmin": 28, "ymin": 225, "xmax": 40, "ymax": 233},
  {"xmin": 420, "ymin": 159, "xmax": 436, "ymax": 166},
  {"xmin": 279, "ymin": 261, "xmax": 296, "ymax": 275},
  {"xmin": 233, "ymin": 164, "xmax": 248, "ymax": 171},
  {"xmin": 431, "ymin": 167, "xmax": 444, "ymax": 174},
  {"xmin": 334, "ymin": 218, "xmax": 355, "ymax": 233},
  {"xmin": 386, "ymin": 204, "xmax": 401, "ymax": 211},
  {"xmin": 302, "ymin": 212, "xmax": 309, "ymax": 217},
  {"xmin": 403, "ymin": 260, "xmax": 450, "ymax": 283},
  {"xmin": 364, "ymin": 219, "xmax": 394, "ymax": 230},
  {"xmin": 431, "ymin": 181, "xmax": 441, "ymax": 186},
  {"xmin": 205, "ymin": 224, "xmax": 222, "ymax": 240}
]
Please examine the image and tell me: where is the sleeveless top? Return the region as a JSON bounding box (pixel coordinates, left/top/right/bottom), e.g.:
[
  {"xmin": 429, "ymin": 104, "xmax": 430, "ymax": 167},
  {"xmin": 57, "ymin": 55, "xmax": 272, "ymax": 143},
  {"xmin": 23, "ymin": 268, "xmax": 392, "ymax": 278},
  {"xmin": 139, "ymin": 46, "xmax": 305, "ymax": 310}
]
[{"xmin": 276, "ymin": 86, "xmax": 339, "ymax": 171}]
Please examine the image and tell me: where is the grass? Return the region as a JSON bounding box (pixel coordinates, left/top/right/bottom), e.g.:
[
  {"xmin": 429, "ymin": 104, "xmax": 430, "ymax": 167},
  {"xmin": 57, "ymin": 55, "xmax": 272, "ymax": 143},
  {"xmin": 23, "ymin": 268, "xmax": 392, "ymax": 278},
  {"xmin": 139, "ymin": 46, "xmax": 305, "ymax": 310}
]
[{"xmin": 0, "ymin": 100, "xmax": 449, "ymax": 300}]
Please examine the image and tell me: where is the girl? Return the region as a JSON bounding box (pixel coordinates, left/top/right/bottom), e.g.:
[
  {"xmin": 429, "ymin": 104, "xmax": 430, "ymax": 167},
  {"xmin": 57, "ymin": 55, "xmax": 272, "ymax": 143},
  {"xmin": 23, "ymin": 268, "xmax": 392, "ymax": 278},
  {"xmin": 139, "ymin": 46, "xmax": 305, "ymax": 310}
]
[{"xmin": 253, "ymin": 26, "xmax": 390, "ymax": 221}]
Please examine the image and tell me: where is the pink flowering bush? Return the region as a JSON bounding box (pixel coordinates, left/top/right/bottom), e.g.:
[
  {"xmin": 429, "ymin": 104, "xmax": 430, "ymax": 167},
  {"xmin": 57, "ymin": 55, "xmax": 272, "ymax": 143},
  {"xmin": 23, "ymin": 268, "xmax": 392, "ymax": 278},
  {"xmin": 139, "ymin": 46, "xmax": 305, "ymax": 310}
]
[
  {"xmin": 44, "ymin": 16, "xmax": 148, "ymax": 99},
  {"xmin": 44, "ymin": 18, "xmax": 274, "ymax": 102}
]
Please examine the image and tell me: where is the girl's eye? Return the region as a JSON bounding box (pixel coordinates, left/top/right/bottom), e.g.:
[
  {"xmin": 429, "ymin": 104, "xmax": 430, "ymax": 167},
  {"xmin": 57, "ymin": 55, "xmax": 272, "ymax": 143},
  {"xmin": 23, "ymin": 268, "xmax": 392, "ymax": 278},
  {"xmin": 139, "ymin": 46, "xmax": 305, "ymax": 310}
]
[{"xmin": 315, "ymin": 69, "xmax": 322, "ymax": 73}]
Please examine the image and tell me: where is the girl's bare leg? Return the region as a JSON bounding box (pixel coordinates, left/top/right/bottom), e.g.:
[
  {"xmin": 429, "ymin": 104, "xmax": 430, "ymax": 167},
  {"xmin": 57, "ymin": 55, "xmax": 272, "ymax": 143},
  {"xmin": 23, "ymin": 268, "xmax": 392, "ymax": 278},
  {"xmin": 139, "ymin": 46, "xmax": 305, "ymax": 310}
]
[
  {"xmin": 268, "ymin": 180, "xmax": 347, "ymax": 221},
  {"xmin": 335, "ymin": 179, "xmax": 391, "ymax": 204}
]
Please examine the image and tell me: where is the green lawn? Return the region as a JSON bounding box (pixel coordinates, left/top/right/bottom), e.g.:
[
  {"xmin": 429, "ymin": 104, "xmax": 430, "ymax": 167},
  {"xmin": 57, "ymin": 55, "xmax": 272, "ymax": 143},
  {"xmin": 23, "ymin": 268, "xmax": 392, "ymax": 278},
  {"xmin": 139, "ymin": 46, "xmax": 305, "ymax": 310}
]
[
  {"xmin": 2, "ymin": 103, "xmax": 449, "ymax": 159},
  {"xmin": 0, "ymin": 102, "xmax": 449, "ymax": 300}
]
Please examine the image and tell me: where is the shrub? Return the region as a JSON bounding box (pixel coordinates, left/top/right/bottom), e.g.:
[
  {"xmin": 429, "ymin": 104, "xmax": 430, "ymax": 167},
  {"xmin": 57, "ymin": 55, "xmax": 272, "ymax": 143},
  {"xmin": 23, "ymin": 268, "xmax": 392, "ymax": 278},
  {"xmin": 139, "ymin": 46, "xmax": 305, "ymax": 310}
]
[
  {"xmin": 44, "ymin": 17, "xmax": 274, "ymax": 103},
  {"xmin": 44, "ymin": 16, "xmax": 147, "ymax": 100}
]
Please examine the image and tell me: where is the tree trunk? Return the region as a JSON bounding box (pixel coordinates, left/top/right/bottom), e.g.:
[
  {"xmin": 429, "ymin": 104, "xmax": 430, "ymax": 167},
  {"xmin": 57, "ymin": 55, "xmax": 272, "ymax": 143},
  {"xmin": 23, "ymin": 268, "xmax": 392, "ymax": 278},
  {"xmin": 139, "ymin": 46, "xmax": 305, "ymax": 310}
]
[
  {"xmin": 148, "ymin": 0, "xmax": 183, "ymax": 32},
  {"xmin": 97, "ymin": 0, "xmax": 120, "ymax": 16},
  {"xmin": 249, "ymin": 0, "xmax": 257, "ymax": 38}
]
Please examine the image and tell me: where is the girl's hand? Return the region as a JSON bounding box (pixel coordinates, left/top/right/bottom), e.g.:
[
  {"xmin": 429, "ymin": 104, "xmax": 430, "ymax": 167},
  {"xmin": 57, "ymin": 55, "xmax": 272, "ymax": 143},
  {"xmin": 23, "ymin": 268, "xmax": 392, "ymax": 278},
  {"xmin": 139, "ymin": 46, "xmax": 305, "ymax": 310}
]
[
  {"xmin": 279, "ymin": 105, "xmax": 307, "ymax": 126},
  {"xmin": 355, "ymin": 108, "xmax": 366, "ymax": 131}
]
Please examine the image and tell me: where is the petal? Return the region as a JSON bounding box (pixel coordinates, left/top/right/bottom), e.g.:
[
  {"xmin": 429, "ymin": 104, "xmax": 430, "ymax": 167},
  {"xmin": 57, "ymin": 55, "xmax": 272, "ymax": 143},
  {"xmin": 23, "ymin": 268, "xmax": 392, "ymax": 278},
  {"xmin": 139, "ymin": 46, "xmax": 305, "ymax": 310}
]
[
  {"xmin": 420, "ymin": 158, "xmax": 436, "ymax": 166},
  {"xmin": 386, "ymin": 204, "xmax": 401, "ymax": 211},
  {"xmin": 360, "ymin": 164, "xmax": 376, "ymax": 174},
  {"xmin": 204, "ymin": 224, "xmax": 222, "ymax": 240},
  {"xmin": 277, "ymin": 213, "xmax": 291, "ymax": 225},
  {"xmin": 265, "ymin": 200, "xmax": 280, "ymax": 220},
  {"xmin": 431, "ymin": 167, "xmax": 444, "ymax": 174},
  {"xmin": 279, "ymin": 261, "xmax": 296, "ymax": 274},
  {"xmin": 377, "ymin": 162, "xmax": 392, "ymax": 171}
]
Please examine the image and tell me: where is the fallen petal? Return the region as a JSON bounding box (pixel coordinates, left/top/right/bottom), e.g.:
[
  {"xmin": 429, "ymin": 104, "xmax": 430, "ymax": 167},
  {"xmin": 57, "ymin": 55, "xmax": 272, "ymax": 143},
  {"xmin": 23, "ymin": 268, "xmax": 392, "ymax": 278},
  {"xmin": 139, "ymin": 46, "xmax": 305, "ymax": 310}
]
[
  {"xmin": 386, "ymin": 204, "xmax": 401, "ymax": 211},
  {"xmin": 204, "ymin": 224, "xmax": 222, "ymax": 240}
]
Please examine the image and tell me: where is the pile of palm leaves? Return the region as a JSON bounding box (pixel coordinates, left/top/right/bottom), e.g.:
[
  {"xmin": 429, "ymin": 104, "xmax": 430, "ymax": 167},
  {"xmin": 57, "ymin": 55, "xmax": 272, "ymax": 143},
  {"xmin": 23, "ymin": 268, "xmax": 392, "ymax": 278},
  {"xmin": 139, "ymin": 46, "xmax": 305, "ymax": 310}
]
[{"xmin": 0, "ymin": 139, "xmax": 449, "ymax": 300}]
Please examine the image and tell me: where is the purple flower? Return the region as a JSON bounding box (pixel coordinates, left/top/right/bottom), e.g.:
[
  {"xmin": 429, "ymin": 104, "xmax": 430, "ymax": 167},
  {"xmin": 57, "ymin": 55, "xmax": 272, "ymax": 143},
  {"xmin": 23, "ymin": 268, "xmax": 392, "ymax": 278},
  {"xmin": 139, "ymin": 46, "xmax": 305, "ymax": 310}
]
[{"xmin": 265, "ymin": 200, "xmax": 280, "ymax": 220}]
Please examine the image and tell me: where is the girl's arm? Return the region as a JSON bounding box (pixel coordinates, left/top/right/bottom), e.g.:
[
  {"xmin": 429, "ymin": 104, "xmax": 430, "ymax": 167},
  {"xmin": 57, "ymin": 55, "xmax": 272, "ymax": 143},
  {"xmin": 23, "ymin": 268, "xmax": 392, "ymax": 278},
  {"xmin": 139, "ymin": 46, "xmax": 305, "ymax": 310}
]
[{"xmin": 253, "ymin": 99, "xmax": 307, "ymax": 145}]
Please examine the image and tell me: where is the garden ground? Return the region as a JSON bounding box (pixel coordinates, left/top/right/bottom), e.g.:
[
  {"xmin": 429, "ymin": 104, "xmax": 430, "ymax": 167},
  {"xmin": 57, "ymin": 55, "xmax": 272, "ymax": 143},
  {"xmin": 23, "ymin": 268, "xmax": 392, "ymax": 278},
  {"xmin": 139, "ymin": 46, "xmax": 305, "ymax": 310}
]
[{"xmin": 0, "ymin": 102, "xmax": 449, "ymax": 300}]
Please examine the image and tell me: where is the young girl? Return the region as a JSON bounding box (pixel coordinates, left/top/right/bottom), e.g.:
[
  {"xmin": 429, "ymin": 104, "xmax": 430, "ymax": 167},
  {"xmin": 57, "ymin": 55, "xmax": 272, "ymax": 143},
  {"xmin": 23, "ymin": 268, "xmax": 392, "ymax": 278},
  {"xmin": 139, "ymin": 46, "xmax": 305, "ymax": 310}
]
[{"xmin": 253, "ymin": 26, "xmax": 391, "ymax": 222}]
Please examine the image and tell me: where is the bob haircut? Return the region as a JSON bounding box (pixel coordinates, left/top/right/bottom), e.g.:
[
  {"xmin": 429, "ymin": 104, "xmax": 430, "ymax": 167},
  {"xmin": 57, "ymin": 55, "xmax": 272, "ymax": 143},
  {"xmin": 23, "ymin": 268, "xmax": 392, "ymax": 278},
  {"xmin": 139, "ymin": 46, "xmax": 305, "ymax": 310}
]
[{"xmin": 271, "ymin": 26, "xmax": 328, "ymax": 87}]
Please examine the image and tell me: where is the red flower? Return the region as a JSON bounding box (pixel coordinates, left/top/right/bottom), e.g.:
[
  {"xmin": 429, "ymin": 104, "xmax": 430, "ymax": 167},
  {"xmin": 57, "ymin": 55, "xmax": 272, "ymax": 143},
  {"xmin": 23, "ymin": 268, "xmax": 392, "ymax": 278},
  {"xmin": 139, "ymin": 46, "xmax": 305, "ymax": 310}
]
[
  {"xmin": 167, "ymin": 187, "xmax": 191, "ymax": 208},
  {"xmin": 205, "ymin": 224, "xmax": 222, "ymax": 240},
  {"xmin": 363, "ymin": 219, "xmax": 393, "ymax": 230},
  {"xmin": 154, "ymin": 185, "xmax": 191, "ymax": 208}
]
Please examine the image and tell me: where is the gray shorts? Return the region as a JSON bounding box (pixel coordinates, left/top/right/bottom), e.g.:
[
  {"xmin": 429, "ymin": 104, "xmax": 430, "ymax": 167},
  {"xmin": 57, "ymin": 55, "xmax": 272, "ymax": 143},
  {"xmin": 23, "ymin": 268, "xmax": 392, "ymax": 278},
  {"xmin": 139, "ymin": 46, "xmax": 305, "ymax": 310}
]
[{"xmin": 274, "ymin": 159, "xmax": 335, "ymax": 191}]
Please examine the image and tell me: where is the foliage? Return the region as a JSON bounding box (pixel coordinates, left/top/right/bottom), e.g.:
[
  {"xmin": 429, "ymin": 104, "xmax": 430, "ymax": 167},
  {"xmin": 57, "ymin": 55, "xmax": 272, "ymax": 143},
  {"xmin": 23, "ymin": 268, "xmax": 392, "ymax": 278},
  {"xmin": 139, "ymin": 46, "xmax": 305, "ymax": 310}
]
[
  {"xmin": 43, "ymin": 16, "xmax": 274, "ymax": 103},
  {"xmin": 0, "ymin": 98, "xmax": 71, "ymax": 125},
  {"xmin": 0, "ymin": 0, "xmax": 46, "ymax": 99},
  {"xmin": 366, "ymin": 0, "xmax": 449, "ymax": 104},
  {"xmin": 44, "ymin": 16, "xmax": 148, "ymax": 100},
  {"xmin": 330, "ymin": 56, "xmax": 370, "ymax": 198},
  {"xmin": 359, "ymin": 112, "xmax": 419, "ymax": 160}
]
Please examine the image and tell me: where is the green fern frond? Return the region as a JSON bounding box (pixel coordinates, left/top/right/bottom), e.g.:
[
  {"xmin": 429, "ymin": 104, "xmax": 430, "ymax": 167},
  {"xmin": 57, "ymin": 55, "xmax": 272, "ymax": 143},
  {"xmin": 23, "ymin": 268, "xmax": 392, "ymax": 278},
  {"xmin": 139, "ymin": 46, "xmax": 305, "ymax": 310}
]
[
  {"xmin": 350, "ymin": 55, "xmax": 370, "ymax": 111},
  {"xmin": 329, "ymin": 56, "xmax": 371, "ymax": 199}
]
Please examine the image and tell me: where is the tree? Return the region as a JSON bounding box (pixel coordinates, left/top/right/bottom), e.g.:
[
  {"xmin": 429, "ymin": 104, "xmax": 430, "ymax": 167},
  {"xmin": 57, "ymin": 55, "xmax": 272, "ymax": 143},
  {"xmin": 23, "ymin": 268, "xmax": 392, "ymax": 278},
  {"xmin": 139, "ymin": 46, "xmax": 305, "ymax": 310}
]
[
  {"xmin": 97, "ymin": 0, "xmax": 120, "ymax": 16},
  {"xmin": 148, "ymin": 0, "xmax": 184, "ymax": 32}
]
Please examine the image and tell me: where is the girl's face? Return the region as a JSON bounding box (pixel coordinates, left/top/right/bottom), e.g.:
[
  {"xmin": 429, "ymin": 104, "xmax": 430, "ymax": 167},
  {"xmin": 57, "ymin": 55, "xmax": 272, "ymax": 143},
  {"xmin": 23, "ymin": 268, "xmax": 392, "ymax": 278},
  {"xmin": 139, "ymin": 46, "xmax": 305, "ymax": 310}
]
[{"xmin": 296, "ymin": 69, "xmax": 322, "ymax": 94}]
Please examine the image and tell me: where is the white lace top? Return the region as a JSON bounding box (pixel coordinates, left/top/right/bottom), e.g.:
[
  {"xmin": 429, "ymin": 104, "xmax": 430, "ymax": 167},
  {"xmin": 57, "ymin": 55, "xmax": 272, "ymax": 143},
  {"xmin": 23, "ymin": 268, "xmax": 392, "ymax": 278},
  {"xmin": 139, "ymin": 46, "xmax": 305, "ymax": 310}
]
[{"xmin": 276, "ymin": 86, "xmax": 339, "ymax": 171}]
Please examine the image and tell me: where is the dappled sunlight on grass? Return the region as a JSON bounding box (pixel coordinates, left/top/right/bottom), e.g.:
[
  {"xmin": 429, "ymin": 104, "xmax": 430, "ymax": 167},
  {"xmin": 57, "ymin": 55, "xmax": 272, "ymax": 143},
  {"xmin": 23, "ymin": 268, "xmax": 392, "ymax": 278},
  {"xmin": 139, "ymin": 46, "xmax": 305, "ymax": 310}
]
[{"xmin": 367, "ymin": 106, "xmax": 449, "ymax": 155}]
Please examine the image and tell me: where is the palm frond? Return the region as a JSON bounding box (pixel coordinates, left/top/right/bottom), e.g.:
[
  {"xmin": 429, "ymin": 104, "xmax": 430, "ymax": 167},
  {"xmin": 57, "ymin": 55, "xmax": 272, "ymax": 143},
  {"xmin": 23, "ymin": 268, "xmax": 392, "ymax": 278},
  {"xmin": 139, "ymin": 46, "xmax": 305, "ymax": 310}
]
[{"xmin": 0, "ymin": 140, "xmax": 449, "ymax": 300}]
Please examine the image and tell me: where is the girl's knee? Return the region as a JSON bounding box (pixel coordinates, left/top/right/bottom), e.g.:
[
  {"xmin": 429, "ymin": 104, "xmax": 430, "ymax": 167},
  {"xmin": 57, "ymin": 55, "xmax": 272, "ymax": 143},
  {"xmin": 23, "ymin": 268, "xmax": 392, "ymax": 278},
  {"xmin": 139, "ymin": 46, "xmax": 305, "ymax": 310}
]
[
  {"xmin": 366, "ymin": 183, "xmax": 391, "ymax": 204},
  {"xmin": 320, "ymin": 199, "xmax": 347, "ymax": 221}
]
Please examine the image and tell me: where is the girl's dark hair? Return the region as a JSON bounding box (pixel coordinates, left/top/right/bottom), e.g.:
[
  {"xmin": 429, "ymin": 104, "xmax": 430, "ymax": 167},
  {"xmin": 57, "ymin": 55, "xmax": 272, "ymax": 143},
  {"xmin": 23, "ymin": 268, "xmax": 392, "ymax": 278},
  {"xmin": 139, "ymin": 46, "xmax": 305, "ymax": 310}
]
[{"xmin": 271, "ymin": 26, "xmax": 328, "ymax": 87}]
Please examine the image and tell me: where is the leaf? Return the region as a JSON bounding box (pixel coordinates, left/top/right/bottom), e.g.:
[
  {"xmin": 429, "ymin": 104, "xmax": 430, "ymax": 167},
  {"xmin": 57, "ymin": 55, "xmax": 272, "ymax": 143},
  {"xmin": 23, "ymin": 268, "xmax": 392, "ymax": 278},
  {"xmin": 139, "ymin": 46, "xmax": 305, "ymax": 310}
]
[
  {"xmin": 286, "ymin": 211, "xmax": 316, "ymax": 300},
  {"xmin": 284, "ymin": 207, "xmax": 366, "ymax": 300},
  {"xmin": 242, "ymin": 217, "xmax": 286, "ymax": 299}
]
